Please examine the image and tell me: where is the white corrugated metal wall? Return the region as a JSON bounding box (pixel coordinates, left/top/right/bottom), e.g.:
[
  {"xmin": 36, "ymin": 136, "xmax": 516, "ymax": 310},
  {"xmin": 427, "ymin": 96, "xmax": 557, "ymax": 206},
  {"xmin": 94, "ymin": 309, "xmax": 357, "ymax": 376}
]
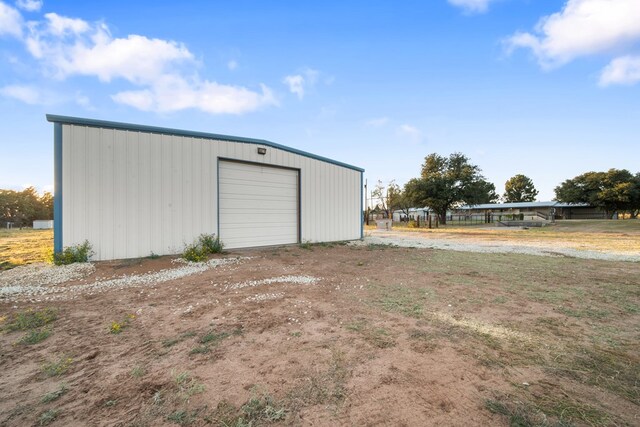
[{"xmin": 60, "ymin": 123, "xmax": 361, "ymax": 260}]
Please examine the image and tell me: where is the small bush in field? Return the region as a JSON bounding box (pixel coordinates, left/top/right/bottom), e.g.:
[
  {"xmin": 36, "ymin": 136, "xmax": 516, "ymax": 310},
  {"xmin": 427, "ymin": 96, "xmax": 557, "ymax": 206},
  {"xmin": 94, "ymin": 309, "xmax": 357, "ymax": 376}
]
[
  {"xmin": 52, "ymin": 241, "xmax": 93, "ymax": 265},
  {"xmin": 42, "ymin": 357, "xmax": 73, "ymax": 377},
  {"xmin": 20, "ymin": 328, "xmax": 51, "ymax": 345},
  {"xmin": 109, "ymin": 314, "xmax": 136, "ymax": 334},
  {"xmin": 182, "ymin": 243, "xmax": 209, "ymax": 262},
  {"xmin": 182, "ymin": 234, "xmax": 223, "ymax": 262},
  {"xmin": 4, "ymin": 308, "xmax": 57, "ymax": 331},
  {"xmin": 199, "ymin": 234, "xmax": 223, "ymax": 253}
]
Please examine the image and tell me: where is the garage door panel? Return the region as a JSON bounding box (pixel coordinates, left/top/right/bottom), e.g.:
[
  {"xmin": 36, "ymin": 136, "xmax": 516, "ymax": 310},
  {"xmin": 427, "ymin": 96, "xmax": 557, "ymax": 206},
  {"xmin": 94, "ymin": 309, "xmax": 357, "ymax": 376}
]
[
  {"xmin": 217, "ymin": 226, "xmax": 297, "ymax": 239},
  {"xmin": 220, "ymin": 173, "xmax": 297, "ymax": 186},
  {"xmin": 219, "ymin": 181, "xmax": 297, "ymax": 193},
  {"xmin": 219, "ymin": 214, "xmax": 299, "ymax": 224},
  {"xmin": 220, "ymin": 214, "xmax": 298, "ymax": 224},
  {"xmin": 219, "ymin": 161, "xmax": 298, "ymax": 249},
  {"xmin": 220, "ymin": 199, "xmax": 297, "ymax": 210}
]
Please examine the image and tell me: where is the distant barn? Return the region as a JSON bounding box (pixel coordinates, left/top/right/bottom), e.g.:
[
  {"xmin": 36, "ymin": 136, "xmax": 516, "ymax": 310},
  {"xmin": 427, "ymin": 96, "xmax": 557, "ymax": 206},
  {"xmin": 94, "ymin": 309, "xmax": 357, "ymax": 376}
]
[{"xmin": 33, "ymin": 220, "xmax": 53, "ymax": 229}]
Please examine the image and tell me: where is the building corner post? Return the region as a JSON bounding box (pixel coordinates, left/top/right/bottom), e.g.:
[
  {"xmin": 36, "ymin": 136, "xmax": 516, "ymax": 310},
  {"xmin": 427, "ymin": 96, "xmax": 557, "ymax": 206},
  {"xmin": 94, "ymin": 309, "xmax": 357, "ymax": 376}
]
[
  {"xmin": 360, "ymin": 172, "xmax": 364, "ymax": 239},
  {"xmin": 53, "ymin": 123, "xmax": 62, "ymax": 254}
]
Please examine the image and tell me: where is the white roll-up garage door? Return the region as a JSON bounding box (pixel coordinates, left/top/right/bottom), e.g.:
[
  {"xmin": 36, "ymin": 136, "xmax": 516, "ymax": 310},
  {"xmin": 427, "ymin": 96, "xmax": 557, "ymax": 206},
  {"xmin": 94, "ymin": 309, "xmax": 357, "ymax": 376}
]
[{"xmin": 219, "ymin": 160, "xmax": 299, "ymax": 249}]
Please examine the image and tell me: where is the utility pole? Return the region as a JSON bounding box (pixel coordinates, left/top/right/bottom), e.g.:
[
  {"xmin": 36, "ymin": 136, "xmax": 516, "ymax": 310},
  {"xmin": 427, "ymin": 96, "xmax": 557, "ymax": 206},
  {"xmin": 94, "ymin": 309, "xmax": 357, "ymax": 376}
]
[{"xmin": 364, "ymin": 179, "xmax": 369, "ymax": 226}]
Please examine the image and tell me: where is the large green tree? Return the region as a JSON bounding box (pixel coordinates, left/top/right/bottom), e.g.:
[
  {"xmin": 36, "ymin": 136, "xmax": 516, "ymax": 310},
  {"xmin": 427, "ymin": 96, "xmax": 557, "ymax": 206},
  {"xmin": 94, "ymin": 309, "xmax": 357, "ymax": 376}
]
[
  {"xmin": 554, "ymin": 169, "xmax": 640, "ymax": 218},
  {"xmin": 503, "ymin": 174, "xmax": 539, "ymax": 203},
  {"xmin": 0, "ymin": 187, "xmax": 54, "ymax": 227},
  {"xmin": 386, "ymin": 181, "xmax": 413, "ymax": 220},
  {"xmin": 371, "ymin": 180, "xmax": 413, "ymax": 219},
  {"xmin": 404, "ymin": 153, "xmax": 498, "ymax": 224}
]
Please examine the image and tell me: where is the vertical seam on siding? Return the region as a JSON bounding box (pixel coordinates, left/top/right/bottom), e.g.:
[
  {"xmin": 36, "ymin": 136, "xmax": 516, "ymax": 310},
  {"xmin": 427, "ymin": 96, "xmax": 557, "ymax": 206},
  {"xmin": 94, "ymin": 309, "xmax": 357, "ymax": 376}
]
[
  {"xmin": 298, "ymin": 169, "xmax": 302, "ymax": 244},
  {"xmin": 216, "ymin": 157, "xmax": 220, "ymax": 239}
]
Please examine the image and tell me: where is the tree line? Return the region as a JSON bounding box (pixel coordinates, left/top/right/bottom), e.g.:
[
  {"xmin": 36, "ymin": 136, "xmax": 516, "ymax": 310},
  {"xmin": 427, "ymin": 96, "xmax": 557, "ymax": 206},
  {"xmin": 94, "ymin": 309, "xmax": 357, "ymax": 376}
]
[
  {"xmin": 0, "ymin": 187, "xmax": 53, "ymax": 227},
  {"xmin": 372, "ymin": 153, "xmax": 640, "ymax": 223}
]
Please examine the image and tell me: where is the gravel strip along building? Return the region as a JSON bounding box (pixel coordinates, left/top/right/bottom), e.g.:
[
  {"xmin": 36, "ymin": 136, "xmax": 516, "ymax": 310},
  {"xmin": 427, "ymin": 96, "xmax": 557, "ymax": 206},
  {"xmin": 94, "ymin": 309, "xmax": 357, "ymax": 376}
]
[{"xmin": 47, "ymin": 115, "xmax": 364, "ymax": 261}]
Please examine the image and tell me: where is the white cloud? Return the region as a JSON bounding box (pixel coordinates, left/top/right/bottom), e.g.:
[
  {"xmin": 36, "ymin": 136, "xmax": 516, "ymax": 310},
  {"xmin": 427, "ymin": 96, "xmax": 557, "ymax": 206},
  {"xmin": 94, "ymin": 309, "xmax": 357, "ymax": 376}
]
[
  {"xmin": 283, "ymin": 67, "xmax": 320, "ymax": 99},
  {"xmin": 227, "ymin": 59, "xmax": 238, "ymax": 70},
  {"xmin": 397, "ymin": 124, "xmax": 423, "ymax": 144},
  {"xmin": 112, "ymin": 76, "xmax": 277, "ymax": 114},
  {"xmin": 0, "ymin": 84, "xmax": 47, "ymax": 104},
  {"xmin": 505, "ymin": 0, "xmax": 640, "ymax": 68},
  {"xmin": 448, "ymin": 0, "xmax": 496, "ymax": 13},
  {"xmin": 599, "ymin": 55, "xmax": 640, "ymax": 86},
  {"xmin": 42, "ymin": 12, "xmax": 90, "ymax": 36},
  {"xmin": 75, "ymin": 91, "xmax": 93, "ymax": 109},
  {"xmin": 3, "ymin": 7, "xmax": 276, "ymax": 114},
  {"xmin": 365, "ymin": 117, "xmax": 389, "ymax": 127},
  {"xmin": 25, "ymin": 19, "xmax": 193, "ymax": 82},
  {"xmin": 16, "ymin": 0, "xmax": 42, "ymax": 12},
  {"xmin": 283, "ymin": 74, "xmax": 304, "ymax": 99},
  {"xmin": 0, "ymin": 2, "xmax": 23, "ymax": 38}
]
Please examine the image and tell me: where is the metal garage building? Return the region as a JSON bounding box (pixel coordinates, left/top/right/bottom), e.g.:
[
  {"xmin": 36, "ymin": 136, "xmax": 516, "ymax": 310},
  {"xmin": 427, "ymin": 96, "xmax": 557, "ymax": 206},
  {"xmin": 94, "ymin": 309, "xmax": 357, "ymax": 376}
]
[{"xmin": 47, "ymin": 115, "xmax": 363, "ymax": 261}]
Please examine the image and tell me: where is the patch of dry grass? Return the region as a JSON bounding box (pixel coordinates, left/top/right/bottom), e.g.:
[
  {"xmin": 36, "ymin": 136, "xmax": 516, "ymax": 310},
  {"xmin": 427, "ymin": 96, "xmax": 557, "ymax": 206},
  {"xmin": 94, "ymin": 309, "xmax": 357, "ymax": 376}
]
[
  {"xmin": 431, "ymin": 312, "xmax": 531, "ymax": 342},
  {"xmin": 385, "ymin": 219, "xmax": 640, "ymax": 253},
  {"xmin": 364, "ymin": 246, "xmax": 639, "ymax": 424},
  {"xmin": 0, "ymin": 229, "xmax": 53, "ymax": 270}
]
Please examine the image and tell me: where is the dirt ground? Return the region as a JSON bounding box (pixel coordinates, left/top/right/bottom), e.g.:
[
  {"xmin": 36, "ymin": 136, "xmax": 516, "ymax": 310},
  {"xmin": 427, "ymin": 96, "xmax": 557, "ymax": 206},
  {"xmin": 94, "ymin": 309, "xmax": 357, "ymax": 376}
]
[{"xmin": 1, "ymin": 238, "xmax": 639, "ymax": 426}]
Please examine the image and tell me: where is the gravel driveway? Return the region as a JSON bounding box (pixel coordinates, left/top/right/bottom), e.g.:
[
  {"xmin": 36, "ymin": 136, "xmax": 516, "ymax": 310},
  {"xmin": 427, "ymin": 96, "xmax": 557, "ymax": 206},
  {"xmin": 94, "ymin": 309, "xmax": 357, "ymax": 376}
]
[{"xmin": 360, "ymin": 229, "xmax": 640, "ymax": 262}]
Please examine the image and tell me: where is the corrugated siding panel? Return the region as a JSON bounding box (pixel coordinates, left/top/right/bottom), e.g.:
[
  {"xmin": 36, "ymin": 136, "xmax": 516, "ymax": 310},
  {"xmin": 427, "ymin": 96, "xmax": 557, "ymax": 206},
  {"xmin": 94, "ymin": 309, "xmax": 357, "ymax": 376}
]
[{"xmin": 61, "ymin": 124, "xmax": 361, "ymax": 260}]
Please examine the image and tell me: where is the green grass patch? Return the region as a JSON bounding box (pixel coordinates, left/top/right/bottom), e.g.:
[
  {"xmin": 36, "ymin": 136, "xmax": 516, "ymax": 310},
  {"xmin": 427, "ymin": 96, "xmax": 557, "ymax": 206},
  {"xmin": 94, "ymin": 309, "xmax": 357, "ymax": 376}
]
[
  {"xmin": 162, "ymin": 331, "xmax": 197, "ymax": 348},
  {"xmin": 485, "ymin": 399, "xmax": 537, "ymax": 426},
  {"xmin": 557, "ymin": 306, "xmax": 610, "ymax": 319},
  {"xmin": 130, "ymin": 366, "xmax": 146, "ymax": 378},
  {"xmin": 42, "ymin": 357, "xmax": 73, "ymax": 377},
  {"xmin": 346, "ymin": 320, "xmax": 395, "ymax": 348},
  {"xmin": 174, "ymin": 371, "xmax": 205, "ymax": 401},
  {"xmin": 166, "ymin": 410, "xmax": 193, "ymax": 425},
  {"xmin": 38, "ymin": 409, "xmax": 59, "ymax": 426},
  {"xmin": 554, "ymin": 346, "xmax": 640, "ymax": 405},
  {"xmin": 369, "ymin": 284, "xmax": 429, "ymax": 318},
  {"xmin": 189, "ymin": 329, "xmax": 237, "ymax": 355},
  {"xmin": 211, "ymin": 388, "xmax": 286, "ymax": 426},
  {"xmin": 200, "ymin": 330, "xmax": 230, "ymax": 345},
  {"xmin": 19, "ymin": 328, "xmax": 51, "ymax": 345},
  {"xmin": 3, "ymin": 308, "xmax": 57, "ymax": 332},
  {"xmin": 41, "ymin": 384, "xmax": 68, "ymax": 403}
]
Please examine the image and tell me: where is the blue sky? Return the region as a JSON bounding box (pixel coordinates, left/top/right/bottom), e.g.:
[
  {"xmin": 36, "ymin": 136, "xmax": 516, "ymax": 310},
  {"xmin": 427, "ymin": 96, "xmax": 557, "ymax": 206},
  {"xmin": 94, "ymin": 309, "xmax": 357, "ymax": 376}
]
[{"xmin": 1, "ymin": 0, "xmax": 639, "ymax": 201}]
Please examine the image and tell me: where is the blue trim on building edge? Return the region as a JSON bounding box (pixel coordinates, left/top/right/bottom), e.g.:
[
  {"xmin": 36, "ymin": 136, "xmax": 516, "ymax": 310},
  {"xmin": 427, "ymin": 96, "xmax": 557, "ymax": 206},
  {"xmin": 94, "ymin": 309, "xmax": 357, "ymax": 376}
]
[
  {"xmin": 360, "ymin": 172, "xmax": 364, "ymax": 239},
  {"xmin": 53, "ymin": 123, "xmax": 62, "ymax": 253},
  {"xmin": 46, "ymin": 114, "xmax": 364, "ymax": 173}
]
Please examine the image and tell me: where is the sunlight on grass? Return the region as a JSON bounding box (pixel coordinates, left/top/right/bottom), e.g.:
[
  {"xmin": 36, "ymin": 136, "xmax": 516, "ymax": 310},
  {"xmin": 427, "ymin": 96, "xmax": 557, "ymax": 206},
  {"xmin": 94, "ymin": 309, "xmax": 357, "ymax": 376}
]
[
  {"xmin": 385, "ymin": 220, "xmax": 640, "ymax": 253},
  {"xmin": 0, "ymin": 229, "xmax": 53, "ymax": 270}
]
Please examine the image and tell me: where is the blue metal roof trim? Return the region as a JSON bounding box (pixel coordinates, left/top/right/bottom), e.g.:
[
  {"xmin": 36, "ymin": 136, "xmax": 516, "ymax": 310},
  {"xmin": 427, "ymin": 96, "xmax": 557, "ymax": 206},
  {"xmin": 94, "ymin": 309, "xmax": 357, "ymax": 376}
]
[{"xmin": 46, "ymin": 114, "xmax": 364, "ymax": 173}]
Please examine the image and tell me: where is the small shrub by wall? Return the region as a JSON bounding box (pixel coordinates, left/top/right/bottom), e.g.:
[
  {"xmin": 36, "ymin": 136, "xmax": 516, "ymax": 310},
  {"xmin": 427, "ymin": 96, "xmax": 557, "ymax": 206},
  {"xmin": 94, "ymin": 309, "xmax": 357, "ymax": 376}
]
[
  {"xmin": 52, "ymin": 241, "xmax": 93, "ymax": 265},
  {"xmin": 182, "ymin": 234, "xmax": 224, "ymax": 262}
]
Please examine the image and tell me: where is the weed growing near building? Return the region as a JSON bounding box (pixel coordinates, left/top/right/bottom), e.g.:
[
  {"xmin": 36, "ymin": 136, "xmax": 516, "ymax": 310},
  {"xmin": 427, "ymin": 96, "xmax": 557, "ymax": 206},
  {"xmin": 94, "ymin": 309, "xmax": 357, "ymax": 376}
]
[
  {"xmin": 52, "ymin": 241, "xmax": 93, "ymax": 265},
  {"xmin": 182, "ymin": 234, "xmax": 224, "ymax": 262}
]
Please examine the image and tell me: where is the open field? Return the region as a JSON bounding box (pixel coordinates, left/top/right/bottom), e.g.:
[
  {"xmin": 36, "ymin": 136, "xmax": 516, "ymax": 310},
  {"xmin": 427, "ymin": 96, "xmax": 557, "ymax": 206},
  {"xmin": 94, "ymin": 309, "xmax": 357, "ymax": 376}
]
[
  {"xmin": 0, "ymin": 229, "xmax": 52, "ymax": 270},
  {"xmin": 1, "ymin": 235, "xmax": 639, "ymax": 426},
  {"xmin": 369, "ymin": 220, "xmax": 640, "ymax": 255}
]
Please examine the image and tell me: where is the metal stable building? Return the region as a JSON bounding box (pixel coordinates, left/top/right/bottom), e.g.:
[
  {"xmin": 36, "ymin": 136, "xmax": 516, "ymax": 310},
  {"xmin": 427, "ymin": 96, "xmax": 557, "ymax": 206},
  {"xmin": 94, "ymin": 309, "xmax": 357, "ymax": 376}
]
[{"xmin": 47, "ymin": 115, "xmax": 363, "ymax": 261}]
